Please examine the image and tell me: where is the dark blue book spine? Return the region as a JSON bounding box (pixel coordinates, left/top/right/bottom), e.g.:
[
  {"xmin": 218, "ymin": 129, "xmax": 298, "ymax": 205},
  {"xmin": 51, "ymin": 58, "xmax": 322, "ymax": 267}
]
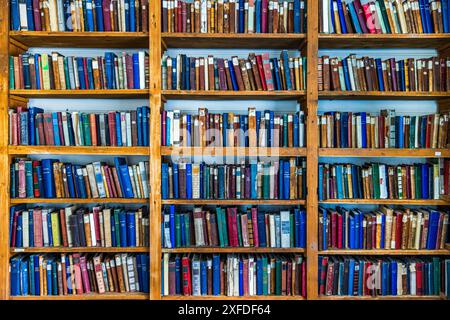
[
  {"xmin": 161, "ymin": 163, "xmax": 169, "ymax": 199},
  {"xmin": 11, "ymin": 0, "xmax": 20, "ymax": 30},
  {"xmin": 418, "ymin": 0, "xmax": 428, "ymax": 33},
  {"xmin": 257, "ymin": 213, "xmax": 266, "ymax": 247},
  {"xmin": 76, "ymin": 57, "xmax": 86, "ymax": 89},
  {"xmin": 42, "ymin": 159, "xmax": 55, "ymax": 198},
  {"xmin": 256, "ymin": 0, "xmax": 261, "ymax": 33},
  {"xmin": 186, "ymin": 163, "xmax": 192, "ymax": 199},
  {"xmin": 238, "ymin": 0, "xmax": 245, "ymax": 32},
  {"xmin": 293, "ymin": 114, "xmax": 299, "ymax": 147},
  {"xmin": 137, "ymin": 107, "xmax": 143, "ymax": 146},
  {"xmin": 26, "ymin": 0, "xmax": 35, "ymax": 30},
  {"xmin": 133, "ymin": 53, "xmax": 140, "ymax": 89},
  {"xmin": 342, "ymin": 58, "xmax": 351, "ymax": 90},
  {"xmin": 126, "ymin": 212, "xmax": 136, "ymax": 246},
  {"xmin": 361, "ymin": 112, "xmax": 367, "ymax": 148},
  {"xmin": 119, "ymin": 211, "xmax": 128, "ymax": 247},
  {"xmin": 94, "ymin": 0, "xmax": 104, "ymax": 31},
  {"xmin": 424, "ymin": 0, "xmax": 433, "ymax": 33},
  {"xmin": 173, "ymin": 163, "xmax": 179, "ymax": 199},
  {"xmin": 86, "ymin": 0, "xmax": 95, "ymax": 31},
  {"xmin": 212, "ymin": 255, "xmax": 220, "ymax": 295},
  {"xmin": 34, "ymin": 54, "xmax": 41, "ymax": 89},
  {"xmin": 51, "ymin": 113, "xmax": 61, "ymax": 146},
  {"xmin": 272, "ymin": 58, "xmax": 282, "ymax": 90},
  {"xmin": 115, "ymin": 112, "xmax": 122, "ymax": 146},
  {"xmin": 124, "ymin": 0, "xmax": 130, "ymax": 31},
  {"xmin": 111, "ymin": 214, "xmax": 117, "ymax": 247},
  {"xmin": 105, "ymin": 53, "xmax": 114, "ymax": 89},
  {"xmin": 293, "ymin": 0, "xmax": 300, "ymax": 32},
  {"xmin": 375, "ymin": 58, "xmax": 385, "ymax": 91},
  {"xmin": 143, "ymin": 106, "xmax": 150, "ymax": 146},
  {"xmin": 169, "ymin": 205, "xmax": 175, "ymax": 248},
  {"xmin": 172, "ymin": 57, "xmax": 177, "ymax": 89},
  {"xmin": 87, "ymin": 58, "xmax": 94, "ymax": 89},
  {"xmin": 283, "ymin": 161, "xmax": 290, "ymax": 199},
  {"xmin": 228, "ymin": 60, "xmax": 239, "ymax": 90}
]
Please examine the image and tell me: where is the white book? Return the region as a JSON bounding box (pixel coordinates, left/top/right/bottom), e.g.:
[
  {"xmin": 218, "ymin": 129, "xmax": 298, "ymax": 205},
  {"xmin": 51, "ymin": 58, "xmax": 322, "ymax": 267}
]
[
  {"xmin": 42, "ymin": 209, "xmax": 50, "ymax": 247},
  {"xmin": 204, "ymin": 57, "xmax": 209, "ymax": 90},
  {"xmin": 120, "ymin": 112, "xmax": 127, "ymax": 145},
  {"xmin": 248, "ymin": 257, "xmax": 254, "ymax": 296},
  {"xmin": 138, "ymin": 51, "xmax": 145, "ymax": 89},
  {"xmin": 200, "ymin": 0, "xmax": 208, "ymax": 33},
  {"xmin": 356, "ymin": 115, "xmax": 362, "ymax": 148},
  {"xmin": 414, "ymin": 211, "xmax": 422, "ymax": 249},
  {"xmin": 248, "ymin": 0, "xmax": 255, "ymax": 33},
  {"xmin": 269, "ymin": 165, "xmax": 275, "ymax": 199},
  {"xmin": 61, "ymin": 112, "xmax": 70, "ymax": 146},
  {"xmin": 126, "ymin": 112, "xmax": 132, "ymax": 146},
  {"xmin": 132, "ymin": 165, "xmax": 142, "ymax": 198},
  {"xmin": 103, "ymin": 209, "xmax": 112, "ymax": 247},
  {"xmin": 22, "ymin": 210, "xmax": 29, "ymax": 247},
  {"xmin": 269, "ymin": 214, "xmax": 276, "ymax": 248},
  {"xmin": 18, "ymin": 0, "xmax": 28, "ymax": 30},
  {"xmin": 87, "ymin": 213, "xmax": 96, "ymax": 246},
  {"xmin": 379, "ymin": 164, "xmax": 388, "ymax": 199},
  {"xmin": 163, "ymin": 253, "xmax": 169, "ymax": 295},
  {"xmin": 138, "ymin": 162, "xmax": 149, "ymax": 198},
  {"xmin": 56, "ymin": 0, "xmax": 66, "ymax": 31},
  {"xmin": 164, "ymin": 214, "xmax": 172, "ymax": 248},
  {"xmin": 192, "ymin": 256, "xmax": 201, "ymax": 296},
  {"xmin": 193, "ymin": 207, "xmax": 205, "ymax": 246},
  {"xmin": 299, "ymin": 111, "xmax": 305, "ymax": 147},
  {"xmin": 172, "ymin": 110, "xmax": 181, "ymax": 147},
  {"xmin": 233, "ymin": 256, "xmax": 239, "ymax": 296},
  {"xmin": 92, "ymin": 162, "xmax": 106, "ymax": 198},
  {"xmin": 226, "ymin": 256, "xmax": 233, "ymax": 296},
  {"xmin": 48, "ymin": 0, "xmax": 59, "ymax": 31},
  {"xmin": 280, "ymin": 210, "xmax": 291, "ymax": 248}
]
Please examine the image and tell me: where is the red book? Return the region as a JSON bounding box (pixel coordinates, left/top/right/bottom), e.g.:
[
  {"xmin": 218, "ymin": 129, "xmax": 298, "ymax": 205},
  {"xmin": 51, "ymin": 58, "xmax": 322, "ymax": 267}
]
[
  {"xmin": 108, "ymin": 112, "xmax": 117, "ymax": 146},
  {"xmin": 251, "ymin": 207, "xmax": 259, "ymax": 247},
  {"xmin": 169, "ymin": 259, "xmax": 176, "ymax": 295},
  {"xmin": 57, "ymin": 112, "xmax": 65, "ymax": 146},
  {"xmin": 363, "ymin": 261, "xmax": 371, "ymax": 295},
  {"xmin": 319, "ymin": 256, "xmax": 328, "ymax": 295},
  {"xmin": 301, "ymin": 260, "xmax": 306, "ymax": 297},
  {"xmin": 405, "ymin": 166, "xmax": 411, "ymax": 199},
  {"xmin": 79, "ymin": 255, "xmax": 91, "ymax": 293},
  {"xmin": 181, "ymin": 256, "xmax": 192, "ymax": 295},
  {"xmin": 32, "ymin": 0, "xmax": 41, "ymax": 30},
  {"xmin": 416, "ymin": 262, "xmax": 423, "ymax": 295},
  {"xmin": 353, "ymin": 0, "xmax": 370, "ymax": 34},
  {"xmin": 33, "ymin": 208, "xmax": 43, "ymax": 247},
  {"xmin": 243, "ymin": 259, "xmax": 248, "ymax": 295},
  {"xmin": 72, "ymin": 254, "xmax": 84, "ymax": 294},
  {"xmin": 181, "ymin": 1, "xmax": 187, "ymax": 32},
  {"xmin": 103, "ymin": 0, "xmax": 112, "ymax": 31},
  {"xmin": 261, "ymin": 0, "xmax": 268, "ymax": 33},
  {"xmin": 83, "ymin": 58, "xmax": 89, "ymax": 89},
  {"xmin": 32, "ymin": 161, "xmax": 41, "ymax": 197},
  {"xmin": 229, "ymin": 207, "xmax": 239, "ymax": 247},
  {"xmin": 337, "ymin": 214, "xmax": 343, "ymax": 249},
  {"xmin": 331, "ymin": 211, "xmax": 337, "ymax": 248},
  {"xmin": 395, "ymin": 213, "xmax": 403, "ymax": 250},
  {"xmin": 36, "ymin": 114, "xmax": 46, "ymax": 145},
  {"xmin": 105, "ymin": 166, "xmax": 117, "ymax": 198},
  {"xmin": 126, "ymin": 55, "xmax": 134, "ymax": 89},
  {"xmin": 93, "ymin": 207, "xmax": 102, "ymax": 246},
  {"xmin": 11, "ymin": 210, "xmax": 20, "ymax": 247},
  {"xmin": 59, "ymin": 209, "xmax": 69, "ymax": 247}
]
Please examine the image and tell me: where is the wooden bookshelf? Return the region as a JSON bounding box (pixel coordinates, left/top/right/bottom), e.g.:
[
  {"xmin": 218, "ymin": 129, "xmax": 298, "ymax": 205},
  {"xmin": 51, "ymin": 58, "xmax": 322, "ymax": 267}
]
[
  {"xmin": 9, "ymin": 31, "xmax": 149, "ymax": 48},
  {"xmin": 162, "ymin": 199, "xmax": 306, "ymax": 205},
  {"xmin": 162, "ymin": 248, "xmax": 305, "ymax": 254},
  {"xmin": 10, "ymin": 247, "xmax": 149, "ymax": 254},
  {"xmin": 9, "ymin": 89, "xmax": 149, "ymax": 99},
  {"xmin": 162, "ymin": 295, "xmax": 305, "ymax": 300},
  {"xmin": 10, "ymin": 198, "xmax": 148, "ymax": 204},
  {"xmin": 162, "ymin": 146, "xmax": 307, "ymax": 157},
  {"xmin": 9, "ymin": 293, "xmax": 148, "ymax": 300},
  {"xmin": 319, "ymin": 91, "xmax": 450, "ymax": 100},
  {"xmin": 317, "ymin": 295, "xmax": 440, "ymax": 300},
  {"xmin": 319, "ymin": 148, "xmax": 450, "ymax": 158},
  {"xmin": 319, "ymin": 199, "xmax": 448, "ymax": 205},
  {"xmin": 8, "ymin": 146, "xmax": 150, "ymax": 155},
  {"xmin": 320, "ymin": 250, "xmax": 450, "ymax": 256},
  {"xmin": 161, "ymin": 90, "xmax": 306, "ymax": 100},
  {"xmin": 161, "ymin": 33, "xmax": 306, "ymax": 49},
  {"xmin": 319, "ymin": 33, "xmax": 450, "ymax": 50}
]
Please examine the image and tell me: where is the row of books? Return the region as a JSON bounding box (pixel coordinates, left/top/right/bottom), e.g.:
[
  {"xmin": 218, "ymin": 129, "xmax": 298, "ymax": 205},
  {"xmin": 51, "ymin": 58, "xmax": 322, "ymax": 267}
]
[
  {"xmin": 10, "ymin": 0, "xmax": 149, "ymax": 32},
  {"xmin": 320, "ymin": 0, "xmax": 450, "ymax": 34},
  {"xmin": 319, "ymin": 206, "xmax": 449, "ymax": 250},
  {"xmin": 162, "ymin": 253, "xmax": 306, "ymax": 296},
  {"xmin": 318, "ymin": 161, "xmax": 448, "ymax": 200},
  {"xmin": 162, "ymin": 0, "xmax": 307, "ymax": 33},
  {"xmin": 317, "ymin": 54, "xmax": 449, "ymax": 92},
  {"xmin": 9, "ymin": 106, "xmax": 150, "ymax": 147},
  {"xmin": 162, "ymin": 206, "xmax": 306, "ymax": 248},
  {"xmin": 10, "ymin": 51, "xmax": 149, "ymax": 90},
  {"xmin": 10, "ymin": 253, "xmax": 150, "ymax": 296},
  {"xmin": 318, "ymin": 111, "xmax": 449, "ymax": 149},
  {"xmin": 319, "ymin": 256, "xmax": 448, "ymax": 297},
  {"xmin": 10, "ymin": 205, "xmax": 149, "ymax": 248},
  {"xmin": 161, "ymin": 51, "xmax": 306, "ymax": 91},
  {"xmin": 161, "ymin": 159, "xmax": 307, "ymax": 200},
  {"xmin": 162, "ymin": 108, "xmax": 305, "ymax": 148},
  {"xmin": 10, "ymin": 157, "xmax": 149, "ymax": 199}
]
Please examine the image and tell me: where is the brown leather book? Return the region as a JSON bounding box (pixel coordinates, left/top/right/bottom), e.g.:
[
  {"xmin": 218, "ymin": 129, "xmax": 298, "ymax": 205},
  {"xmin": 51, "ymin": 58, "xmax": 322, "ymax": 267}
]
[
  {"xmin": 431, "ymin": 2, "xmax": 440, "ymax": 33},
  {"xmin": 114, "ymin": 255, "xmax": 126, "ymax": 292},
  {"xmin": 207, "ymin": 55, "xmax": 215, "ymax": 91},
  {"xmin": 289, "ymin": 159, "xmax": 296, "ymax": 199},
  {"xmin": 232, "ymin": 56, "xmax": 245, "ymax": 90},
  {"xmin": 51, "ymin": 53, "xmax": 61, "ymax": 90},
  {"xmin": 199, "ymin": 57, "xmax": 205, "ymax": 90},
  {"xmin": 322, "ymin": 56, "xmax": 330, "ymax": 91},
  {"xmin": 217, "ymin": 0, "xmax": 224, "ymax": 33},
  {"xmin": 245, "ymin": 60, "xmax": 257, "ymax": 90},
  {"xmin": 194, "ymin": 0, "xmax": 200, "ymax": 32},
  {"xmin": 342, "ymin": 3, "xmax": 353, "ymax": 33},
  {"xmin": 370, "ymin": 58, "xmax": 379, "ymax": 91},
  {"xmin": 190, "ymin": 2, "xmax": 195, "ymax": 32},
  {"xmin": 249, "ymin": 53, "xmax": 262, "ymax": 90},
  {"xmin": 268, "ymin": 2, "xmax": 274, "ymax": 33},
  {"xmin": 363, "ymin": 57, "xmax": 373, "ymax": 91},
  {"xmin": 229, "ymin": 1, "xmax": 235, "ymax": 33},
  {"xmin": 288, "ymin": 2, "xmax": 294, "ymax": 33},
  {"xmin": 141, "ymin": 0, "xmax": 148, "ymax": 32},
  {"xmin": 330, "ymin": 58, "xmax": 340, "ymax": 91},
  {"xmin": 288, "ymin": 115, "xmax": 293, "ymax": 147},
  {"xmin": 273, "ymin": 2, "xmax": 279, "ymax": 33},
  {"xmin": 224, "ymin": 59, "xmax": 233, "ymax": 90}
]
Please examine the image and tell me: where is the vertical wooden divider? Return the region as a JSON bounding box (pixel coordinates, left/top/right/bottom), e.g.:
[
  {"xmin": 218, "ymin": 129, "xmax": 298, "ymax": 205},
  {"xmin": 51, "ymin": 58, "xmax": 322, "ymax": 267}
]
[
  {"xmin": 149, "ymin": 0, "xmax": 163, "ymax": 300},
  {"xmin": 0, "ymin": 0, "xmax": 10, "ymax": 300},
  {"xmin": 305, "ymin": 0, "xmax": 319, "ymax": 300}
]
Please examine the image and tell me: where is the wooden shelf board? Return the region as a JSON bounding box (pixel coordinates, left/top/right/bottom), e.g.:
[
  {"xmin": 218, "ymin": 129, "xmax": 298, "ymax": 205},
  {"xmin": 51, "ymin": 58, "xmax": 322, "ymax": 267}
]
[
  {"xmin": 318, "ymin": 295, "xmax": 441, "ymax": 300},
  {"xmin": 319, "ymin": 33, "xmax": 450, "ymax": 49},
  {"xmin": 162, "ymin": 90, "xmax": 306, "ymax": 100},
  {"xmin": 9, "ymin": 31, "xmax": 149, "ymax": 48},
  {"xmin": 10, "ymin": 198, "xmax": 148, "ymax": 204},
  {"xmin": 162, "ymin": 247, "xmax": 305, "ymax": 253},
  {"xmin": 445, "ymin": 243, "xmax": 450, "ymax": 250},
  {"xmin": 10, "ymin": 89, "xmax": 149, "ymax": 99},
  {"xmin": 9, "ymin": 146, "xmax": 150, "ymax": 155},
  {"xmin": 319, "ymin": 148, "xmax": 450, "ymax": 158},
  {"xmin": 441, "ymin": 195, "xmax": 450, "ymax": 202},
  {"xmin": 162, "ymin": 199, "xmax": 306, "ymax": 205},
  {"xmin": 10, "ymin": 247, "xmax": 149, "ymax": 254},
  {"xmin": 9, "ymin": 292, "xmax": 148, "ymax": 300},
  {"xmin": 162, "ymin": 33, "xmax": 306, "ymax": 49},
  {"xmin": 319, "ymin": 91, "xmax": 450, "ymax": 100},
  {"xmin": 319, "ymin": 199, "xmax": 448, "ymax": 205},
  {"xmin": 320, "ymin": 249, "xmax": 450, "ymax": 256},
  {"xmin": 162, "ymin": 295, "xmax": 304, "ymax": 300},
  {"xmin": 162, "ymin": 147, "xmax": 307, "ymax": 157}
]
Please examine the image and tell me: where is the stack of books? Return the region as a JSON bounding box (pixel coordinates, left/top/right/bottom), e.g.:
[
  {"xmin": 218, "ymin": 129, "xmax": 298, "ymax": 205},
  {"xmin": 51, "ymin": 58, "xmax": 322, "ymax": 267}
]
[
  {"xmin": 319, "ymin": 206, "xmax": 449, "ymax": 250},
  {"xmin": 10, "ymin": 157, "xmax": 149, "ymax": 199},
  {"xmin": 162, "ymin": 108, "xmax": 305, "ymax": 147},
  {"xmin": 161, "ymin": 51, "xmax": 306, "ymax": 91},
  {"xmin": 162, "ymin": 0, "xmax": 307, "ymax": 33},
  {"xmin": 318, "ymin": 110, "xmax": 449, "ymax": 149},
  {"xmin": 10, "ymin": 205, "xmax": 149, "ymax": 248},
  {"xmin": 10, "ymin": 253, "xmax": 150, "ymax": 296},
  {"xmin": 319, "ymin": 255, "xmax": 448, "ymax": 297},
  {"xmin": 318, "ymin": 160, "xmax": 449, "ymax": 200},
  {"xmin": 9, "ymin": 106, "xmax": 150, "ymax": 147},
  {"xmin": 10, "ymin": 0, "xmax": 149, "ymax": 32},
  {"xmin": 317, "ymin": 54, "xmax": 449, "ymax": 92},
  {"xmin": 162, "ymin": 253, "xmax": 306, "ymax": 296},
  {"xmin": 161, "ymin": 159, "xmax": 307, "ymax": 200},
  {"xmin": 10, "ymin": 51, "xmax": 149, "ymax": 90},
  {"xmin": 162, "ymin": 205, "xmax": 306, "ymax": 248},
  {"xmin": 320, "ymin": 0, "xmax": 450, "ymax": 34}
]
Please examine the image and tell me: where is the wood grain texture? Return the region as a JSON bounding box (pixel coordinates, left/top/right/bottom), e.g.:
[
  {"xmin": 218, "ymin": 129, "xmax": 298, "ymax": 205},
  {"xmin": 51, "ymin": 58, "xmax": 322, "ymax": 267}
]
[
  {"xmin": 161, "ymin": 199, "xmax": 306, "ymax": 205},
  {"xmin": 8, "ymin": 146, "xmax": 150, "ymax": 155},
  {"xmin": 10, "ymin": 198, "xmax": 148, "ymax": 204},
  {"xmin": 162, "ymin": 248, "xmax": 305, "ymax": 253},
  {"xmin": 10, "ymin": 89, "xmax": 149, "ymax": 99},
  {"xmin": 319, "ymin": 250, "xmax": 450, "ymax": 255},
  {"xmin": 319, "ymin": 148, "xmax": 450, "ymax": 158},
  {"xmin": 162, "ymin": 147, "xmax": 307, "ymax": 157},
  {"xmin": 162, "ymin": 90, "xmax": 306, "ymax": 100},
  {"xmin": 319, "ymin": 199, "xmax": 448, "ymax": 205},
  {"xmin": 319, "ymin": 91, "xmax": 450, "ymax": 100},
  {"xmin": 9, "ymin": 293, "xmax": 148, "ymax": 300},
  {"xmin": 9, "ymin": 247, "xmax": 149, "ymax": 255},
  {"xmin": 162, "ymin": 33, "xmax": 306, "ymax": 49}
]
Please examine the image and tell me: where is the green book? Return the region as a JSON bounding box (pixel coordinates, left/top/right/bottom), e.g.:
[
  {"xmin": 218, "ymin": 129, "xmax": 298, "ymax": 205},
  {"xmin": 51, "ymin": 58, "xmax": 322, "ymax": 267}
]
[
  {"xmin": 372, "ymin": 163, "xmax": 380, "ymax": 199},
  {"xmin": 409, "ymin": 116, "xmax": 415, "ymax": 148},
  {"xmin": 184, "ymin": 213, "xmax": 191, "ymax": 246},
  {"xmin": 236, "ymin": 213, "xmax": 243, "ymax": 247},
  {"xmin": 63, "ymin": 58, "xmax": 70, "ymax": 90},
  {"xmin": 9, "ymin": 56, "xmax": 14, "ymax": 89},
  {"xmin": 374, "ymin": 1, "xmax": 387, "ymax": 33},
  {"xmin": 378, "ymin": 0, "xmax": 392, "ymax": 33},
  {"xmin": 283, "ymin": 114, "xmax": 288, "ymax": 146},
  {"xmin": 78, "ymin": 113, "xmax": 85, "ymax": 146},
  {"xmin": 204, "ymin": 168, "xmax": 210, "ymax": 199},
  {"xmin": 114, "ymin": 209, "xmax": 121, "ymax": 247},
  {"xmin": 175, "ymin": 214, "xmax": 181, "ymax": 247},
  {"xmin": 397, "ymin": 167, "xmax": 403, "ymax": 199},
  {"xmin": 275, "ymin": 260, "xmax": 282, "ymax": 295},
  {"xmin": 82, "ymin": 113, "xmax": 92, "ymax": 146},
  {"xmin": 343, "ymin": 166, "xmax": 349, "ymax": 198},
  {"xmin": 263, "ymin": 163, "xmax": 270, "ymax": 199},
  {"xmin": 262, "ymin": 256, "xmax": 268, "ymax": 295},
  {"xmin": 216, "ymin": 208, "xmax": 225, "ymax": 247},
  {"xmin": 221, "ymin": 208, "xmax": 229, "ymax": 246}
]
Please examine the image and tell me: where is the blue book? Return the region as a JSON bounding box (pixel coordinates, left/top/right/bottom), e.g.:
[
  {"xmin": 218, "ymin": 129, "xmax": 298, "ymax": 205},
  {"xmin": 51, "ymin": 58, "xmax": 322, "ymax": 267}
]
[
  {"xmin": 105, "ymin": 53, "xmax": 114, "ymax": 89},
  {"xmin": 171, "ymin": 56, "xmax": 177, "ymax": 89},
  {"xmin": 347, "ymin": 3, "xmax": 362, "ymax": 33},
  {"xmin": 212, "ymin": 255, "xmax": 220, "ymax": 295},
  {"xmin": 427, "ymin": 211, "xmax": 440, "ymax": 249},
  {"xmin": 46, "ymin": 261, "xmax": 53, "ymax": 295},
  {"xmin": 228, "ymin": 60, "xmax": 239, "ymax": 90},
  {"xmin": 381, "ymin": 214, "xmax": 386, "ymax": 248},
  {"xmin": 25, "ymin": 161, "xmax": 33, "ymax": 197},
  {"xmin": 329, "ymin": 0, "xmax": 336, "ymax": 33},
  {"xmin": 272, "ymin": 58, "xmax": 282, "ymax": 90},
  {"xmin": 65, "ymin": 164, "xmax": 76, "ymax": 198},
  {"xmin": 119, "ymin": 211, "xmax": 128, "ymax": 247},
  {"xmin": 28, "ymin": 107, "xmax": 43, "ymax": 146},
  {"xmin": 281, "ymin": 51, "xmax": 292, "ymax": 90},
  {"xmin": 20, "ymin": 259, "xmax": 29, "ymax": 295},
  {"xmin": 398, "ymin": 116, "xmax": 404, "ymax": 148},
  {"xmin": 51, "ymin": 113, "xmax": 61, "ymax": 146},
  {"xmin": 294, "ymin": 209, "xmax": 300, "ymax": 247},
  {"xmin": 257, "ymin": 212, "xmax": 267, "ymax": 247},
  {"xmin": 448, "ymin": 0, "xmax": 450, "ymax": 34},
  {"xmin": 293, "ymin": 0, "xmax": 301, "ymax": 32},
  {"xmin": 15, "ymin": 215, "xmax": 23, "ymax": 247},
  {"xmin": 186, "ymin": 114, "xmax": 192, "ymax": 146},
  {"xmin": 126, "ymin": 212, "xmax": 136, "ymax": 246},
  {"xmin": 76, "ymin": 57, "xmax": 86, "ymax": 89},
  {"xmin": 318, "ymin": 165, "xmax": 323, "ymax": 200},
  {"xmin": 358, "ymin": 210, "xmax": 364, "ymax": 249},
  {"xmin": 418, "ymin": 0, "xmax": 428, "ymax": 33},
  {"xmin": 422, "ymin": 164, "xmax": 429, "ymax": 199},
  {"xmin": 74, "ymin": 165, "xmax": 87, "ymax": 198},
  {"xmin": 349, "ymin": 215, "xmax": 355, "ymax": 249},
  {"xmin": 321, "ymin": 208, "xmax": 328, "ymax": 250},
  {"xmin": 238, "ymin": 0, "xmax": 245, "ymax": 32},
  {"xmin": 399, "ymin": 60, "xmax": 405, "ymax": 91},
  {"xmin": 186, "ymin": 163, "xmax": 192, "ymax": 199},
  {"xmin": 360, "ymin": 112, "xmax": 367, "ymax": 148},
  {"xmin": 239, "ymin": 115, "xmax": 246, "ymax": 146},
  {"xmin": 299, "ymin": 209, "xmax": 306, "ymax": 248},
  {"xmin": 375, "ymin": 59, "xmax": 385, "ymax": 91},
  {"xmin": 283, "ymin": 160, "xmax": 290, "ymax": 199},
  {"xmin": 86, "ymin": 0, "xmax": 95, "ymax": 31},
  {"xmin": 114, "ymin": 157, "xmax": 134, "ymax": 198},
  {"xmin": 250, "ymin": 162, "xmax": 257, "ymax": 199},
  {"xmin": 94, "ymin": 0, "xmax": 104, "ymax": 31},
  {"xmin": 124, "ymin": 0, "xmax": 130, "ymax": 31},
  {"xmin": 143, "ymin": 106, "xmax": 150, "ymax": 146},
  {"xmin": 348, "ymin": 259, "xmax": 355, "ymax": 295},
  {"xmin": 86, "ymin": 58, "xmax": 94, "ymax": 89},
  {"xmin": 174, "ymin": 256, "xmax": 181, "ymax": 294},
  {"xmin": 26, "ymin": 0, "xmax": 34, "ymax": 31},
  {"xmin": 218, "ymin": 166, "xmax": 225, "ymax": 198},
  {"xmin": 161, "ymin": 163, "xmax": 169, "ymax": 199},
  {"xmin": 256, "ymin": 259, "xmax": 263, "ymax": 295},
  {"xmin": 133, "ymin": 53, "xmax": 140, "ymax": 89},
  {"xmin": 33, "ymin": 255, "xmax": 40, "ymax": 295},
  {"xmin": 391, "ymin": 261, "xmax": 398, "ymax": 295},
  {"xmin": 11, "ymin": 0, "xmax": 20, "ymax": 30},
  {"xmin": 381, "ymin": 261, "xmax": 387, "ymax": 296},
  {"xmin": 201, "ymin": 260, "xmax": 208, "ymax": 295},
  {"xmin": 42, "ymin": 159, "xmax": 56, "ymax": 198},
  {"xmin": 34, "ymin": 54, "xmax": 41, "ymax": 89},
  {"xmin": 184, "ymin": 55, "xmax": 190, "ymax": 90},
  {"xmin": 341, "ymin": 112, "xmax": 348, "ymax": 147},
  {"xmin": 169, "ymin": 205, "xmax": 175, "ymax": 248},
  {"xmin": 172, "ymin": 163, "xmax": 179, "ymax": 199},
  {"xmin": 293, "ymin": 113, "xmax": 299, "ymax": 147},
  {"xmin": 115, "ymin": 112, "xmax": 122, "ymax": 146},
  {"xmin": 111, "ymin": 214, "xmax": 117, "ymax": 247},
  {"xmin": 255, "ymin": 0, "xmax": 262, "ymax": 33},
  {"xmin": 336, "ymin": 165, "xmax": 343, "ymax": 199},
  {"xmin": 337, "ymin": 0, "xmax": 347, "ymax": 33},
  {"xmin": 239, "ymin": 260, "xmax": 244, "ymax": 296},
  {"xmin": 278, "ymin": 160, "xmax": 284, "ymax": 199},
  {"xmin": 424, "ymin": 0, "xmax": 433, "ymax": 33},
  {"xmin": 10, "ymin": 257, "xmax": 21, "ymax": 295}
]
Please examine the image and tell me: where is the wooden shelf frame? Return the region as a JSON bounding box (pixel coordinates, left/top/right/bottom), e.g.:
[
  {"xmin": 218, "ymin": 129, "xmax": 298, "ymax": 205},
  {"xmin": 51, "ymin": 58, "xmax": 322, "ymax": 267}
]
[
  {"xmin": 1, "ymin": 0, "xmax": 449, "ymax": 302},
  {"xmin": 319, "ymin": 249, "xmax": 450, "ymax": 256}
]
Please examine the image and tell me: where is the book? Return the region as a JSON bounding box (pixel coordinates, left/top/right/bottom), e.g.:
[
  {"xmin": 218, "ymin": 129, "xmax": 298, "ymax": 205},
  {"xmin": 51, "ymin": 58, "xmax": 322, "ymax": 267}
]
[
  {"xmin": 161, "ymin": 253, "xmax": 306, "ymax": 296},
  {"xmin": 162, "ymin": 205, "xmax": 306, "ymax": 248},
  {"xmin": 162, "ymin": 51, "xmax": 306, "ymax": 91}
]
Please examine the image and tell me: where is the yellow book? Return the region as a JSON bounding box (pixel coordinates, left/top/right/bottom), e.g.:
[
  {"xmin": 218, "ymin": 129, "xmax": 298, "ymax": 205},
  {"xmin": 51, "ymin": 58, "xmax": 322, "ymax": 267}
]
[
  {"xmin": 100, "ymin": 165, "xmax": 110, "ymax": 198},
  {"xmin": 405, "ymin": 59, "xmax": 409, "ymax": 91},
  {"xmin": 41, "ymin": 54, "xmax": 51, "ymax": 90},
  {"xmin": 50, "ymin": 211, "xmax": 61, "ymax": 247}
]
